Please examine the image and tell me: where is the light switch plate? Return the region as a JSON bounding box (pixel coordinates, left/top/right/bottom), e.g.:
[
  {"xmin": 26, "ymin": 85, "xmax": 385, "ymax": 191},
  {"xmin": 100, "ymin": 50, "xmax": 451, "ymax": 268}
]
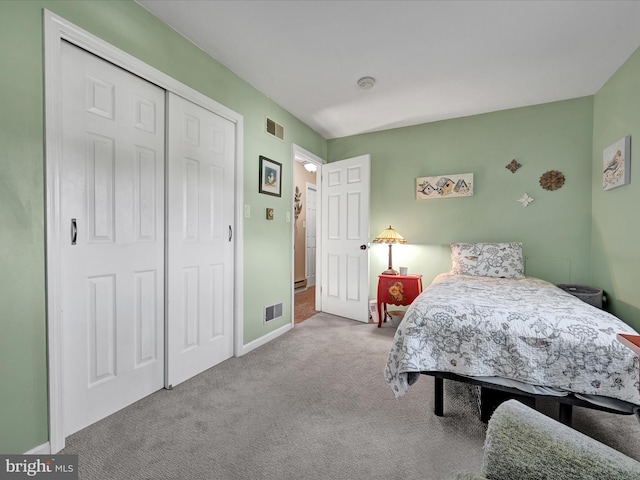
[{"xmin": 244, "ymin": 204, "xmax": 251, "ymax": 218}]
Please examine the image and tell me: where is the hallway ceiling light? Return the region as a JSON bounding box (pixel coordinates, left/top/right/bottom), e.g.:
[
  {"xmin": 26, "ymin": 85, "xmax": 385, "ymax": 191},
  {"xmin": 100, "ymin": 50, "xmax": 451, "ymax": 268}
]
[{"xmin": 303, "ymin": 161, "xmax": 317, "ymax": 172}]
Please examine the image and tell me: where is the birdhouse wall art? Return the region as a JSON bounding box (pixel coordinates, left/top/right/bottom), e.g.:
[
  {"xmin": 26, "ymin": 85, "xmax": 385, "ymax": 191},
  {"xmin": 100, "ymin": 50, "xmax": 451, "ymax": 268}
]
[
  {"xmin": 603, "ymin": 136, "xmax": 631, "ymax": 191},
  {"xmin": 416, "ymin": 173, "xmax": 473, "ymax": 199}
]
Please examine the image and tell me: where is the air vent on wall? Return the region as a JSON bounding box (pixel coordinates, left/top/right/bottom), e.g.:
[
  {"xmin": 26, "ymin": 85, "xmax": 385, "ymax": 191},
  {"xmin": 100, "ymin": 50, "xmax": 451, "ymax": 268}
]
[
  {"xmin": 264, "ymin": 302, "xmax": 283, "ymax": 323},
  {"xmin": 266, "ymin": 116, "xmax": 284, "ymax": 141}
]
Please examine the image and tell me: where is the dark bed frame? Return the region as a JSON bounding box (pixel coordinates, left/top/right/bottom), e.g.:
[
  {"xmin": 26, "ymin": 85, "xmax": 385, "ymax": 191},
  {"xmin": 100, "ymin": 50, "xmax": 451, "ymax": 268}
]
[{"xmin": 425, "ymin": 371, "xmax": 635, "ymax": 427}]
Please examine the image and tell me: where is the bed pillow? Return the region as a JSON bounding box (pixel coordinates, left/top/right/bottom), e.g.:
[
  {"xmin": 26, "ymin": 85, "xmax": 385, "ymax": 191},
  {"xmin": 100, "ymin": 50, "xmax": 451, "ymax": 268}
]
[{"xmin": 450, "ymin": 242, "xmax": 525, "ymax": 279}]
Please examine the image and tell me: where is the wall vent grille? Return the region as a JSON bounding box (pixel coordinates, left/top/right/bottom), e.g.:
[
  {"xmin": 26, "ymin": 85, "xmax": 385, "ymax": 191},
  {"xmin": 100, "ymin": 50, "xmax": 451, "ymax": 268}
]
[
  {"xmin": 264, "ymin": 302, "xmax": 283, "ymax": 323},
  {"xmin": 266, "ymin": 116, "xmax": 284, "ymax": 141}
]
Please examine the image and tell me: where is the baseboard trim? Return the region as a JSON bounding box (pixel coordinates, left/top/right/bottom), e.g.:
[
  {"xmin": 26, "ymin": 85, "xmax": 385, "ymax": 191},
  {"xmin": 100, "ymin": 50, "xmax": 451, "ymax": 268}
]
[
  {"xmin": 25, "ymin": 442, "xmax": 51, "ymax": 455},
  {"xmin": 239, "ymin": 323, "xmax": 292, "ymax": 356}
]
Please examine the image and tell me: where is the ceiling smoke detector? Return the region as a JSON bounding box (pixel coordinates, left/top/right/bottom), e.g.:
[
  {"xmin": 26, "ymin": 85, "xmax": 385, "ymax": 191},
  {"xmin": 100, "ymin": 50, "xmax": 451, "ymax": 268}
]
[{"xmin": 357, "ymin": 76, "xmax": 376, "ymax": 90}]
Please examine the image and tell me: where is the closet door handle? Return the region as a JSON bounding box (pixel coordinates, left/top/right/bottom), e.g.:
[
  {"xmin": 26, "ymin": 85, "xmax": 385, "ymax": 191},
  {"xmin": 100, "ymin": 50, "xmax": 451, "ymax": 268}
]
[
  {"xmin": 71, "ymin": 218, "xmax": 77, "ymax": 245},
  {"xmin": 228, "ymin": 225, "xmax": 232, "ymax": 242}
]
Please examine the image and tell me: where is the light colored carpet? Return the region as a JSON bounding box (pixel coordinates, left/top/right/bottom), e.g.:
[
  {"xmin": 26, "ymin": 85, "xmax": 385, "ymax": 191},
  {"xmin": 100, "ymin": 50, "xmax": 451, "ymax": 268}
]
[{"xmin": 61, "ymin": 313, "xmax": 640, "ymax": 479}]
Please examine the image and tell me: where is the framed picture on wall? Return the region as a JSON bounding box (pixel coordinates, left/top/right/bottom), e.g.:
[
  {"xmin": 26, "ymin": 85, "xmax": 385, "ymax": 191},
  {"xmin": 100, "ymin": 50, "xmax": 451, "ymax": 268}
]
[
  {"xmin": 259, "ymin": 155, "xmax": 282, "ymax": 197},
  {"xmin": 416, "ymin": 173, "xmax": 474, "ymax": 199},
  {"xmin": 603, "ymin": 136, "xmax": 631, "ymax": 191}
]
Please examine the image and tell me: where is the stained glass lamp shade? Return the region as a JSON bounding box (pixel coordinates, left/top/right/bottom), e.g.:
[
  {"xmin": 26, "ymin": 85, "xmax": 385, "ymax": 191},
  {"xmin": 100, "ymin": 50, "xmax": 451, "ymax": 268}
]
[{"xmin": 372, "ymin": 225, "xmax": 406, "ymax": 275}]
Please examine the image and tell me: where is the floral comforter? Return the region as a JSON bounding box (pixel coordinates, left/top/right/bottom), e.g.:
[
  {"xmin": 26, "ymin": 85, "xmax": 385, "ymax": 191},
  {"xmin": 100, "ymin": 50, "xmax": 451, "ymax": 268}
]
[{"xmin": 385, "ymin": 274, "xmax": 640, "ymax": 406}]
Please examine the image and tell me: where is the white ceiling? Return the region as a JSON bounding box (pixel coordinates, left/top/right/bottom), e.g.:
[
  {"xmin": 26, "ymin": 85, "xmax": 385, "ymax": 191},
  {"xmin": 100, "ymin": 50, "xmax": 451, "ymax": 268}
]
[{"xmin": 137, "ymin": 0, "xmax": 640, "ymax": 139}]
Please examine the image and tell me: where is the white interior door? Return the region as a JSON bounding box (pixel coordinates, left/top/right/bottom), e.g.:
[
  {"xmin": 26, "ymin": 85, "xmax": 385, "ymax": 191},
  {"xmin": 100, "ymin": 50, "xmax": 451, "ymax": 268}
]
[
  {"xmin": 320, "ymin": 155, "xmax": 371, "ymax": 322},
  {"xmin": 60, "ymin": 41, "xmax": 165, "ymax": 435},
  {"xmin": 166, "ymin": 93, "xmax": 235, "ymax": 388},
  {"xmin": 306, "ymin": 183, "xmax": 317, "ymax": 287}
]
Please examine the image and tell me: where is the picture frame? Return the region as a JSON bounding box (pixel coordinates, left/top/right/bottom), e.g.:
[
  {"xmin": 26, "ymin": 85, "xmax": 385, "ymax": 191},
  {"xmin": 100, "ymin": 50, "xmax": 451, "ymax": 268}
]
[
  {"xmin": 416, "ymin": 173, "xmax": 474, "ymax": 199},
  {"xmin": 603, "ymin": 136, "xmax": 631, "ymax": 191},
  {"xmin": 259, "ymin": 156, "xmax": 282, "ymax": 197}
]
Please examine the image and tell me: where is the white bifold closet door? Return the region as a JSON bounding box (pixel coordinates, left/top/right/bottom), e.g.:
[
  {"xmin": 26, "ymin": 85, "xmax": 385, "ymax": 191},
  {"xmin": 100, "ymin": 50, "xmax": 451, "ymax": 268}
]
[
  {"xmin": 60, "ymin": 41, "xmax": 166, "ymax": 436},
  {"xmin": 165, "ymin": 93, "xmax": 235, "ymax": 388}
]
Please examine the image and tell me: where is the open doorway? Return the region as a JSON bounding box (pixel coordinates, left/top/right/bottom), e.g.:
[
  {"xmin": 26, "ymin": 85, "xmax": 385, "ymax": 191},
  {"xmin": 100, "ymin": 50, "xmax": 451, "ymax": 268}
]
[{"xmin": 292, "ymin": 145, "xmax": 323, "ymax": 324}]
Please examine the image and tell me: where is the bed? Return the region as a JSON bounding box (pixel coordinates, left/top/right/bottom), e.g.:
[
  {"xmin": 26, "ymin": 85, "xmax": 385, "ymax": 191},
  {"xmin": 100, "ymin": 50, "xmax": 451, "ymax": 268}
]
[{"xmin": 384, "ymin": 242, "xmax": 640, "ymax": 425}]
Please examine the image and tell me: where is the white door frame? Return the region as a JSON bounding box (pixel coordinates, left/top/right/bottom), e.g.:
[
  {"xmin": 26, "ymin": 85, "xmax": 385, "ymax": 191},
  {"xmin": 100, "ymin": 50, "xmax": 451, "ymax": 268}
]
[
  {"xmin": 44, "ymin": 10, "xmax": 245, "ymax": 453},
  {"xmin": 291, "ymin": 144, "xmax": 324, "ymax": 325}
]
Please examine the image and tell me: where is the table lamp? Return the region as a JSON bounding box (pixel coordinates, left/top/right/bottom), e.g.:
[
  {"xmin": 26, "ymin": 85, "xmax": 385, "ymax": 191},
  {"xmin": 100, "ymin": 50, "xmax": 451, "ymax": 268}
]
[{"xmin": 372, "ymin": 225, "xmax": 406, "ymax": 275}]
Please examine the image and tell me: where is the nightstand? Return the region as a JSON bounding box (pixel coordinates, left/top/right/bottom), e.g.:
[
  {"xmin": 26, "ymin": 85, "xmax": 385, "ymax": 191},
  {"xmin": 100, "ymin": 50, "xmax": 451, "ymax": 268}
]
[{"xmin": 377, "ymin": 274, "xmax": 423, "ymax": 327}]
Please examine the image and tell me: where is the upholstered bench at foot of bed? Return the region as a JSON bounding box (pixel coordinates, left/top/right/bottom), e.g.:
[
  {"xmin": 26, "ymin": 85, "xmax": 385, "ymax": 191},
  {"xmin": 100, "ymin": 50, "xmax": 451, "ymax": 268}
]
[{"xmin": 444, "ymin": 399, "xmax": 640, "ymax": 480}]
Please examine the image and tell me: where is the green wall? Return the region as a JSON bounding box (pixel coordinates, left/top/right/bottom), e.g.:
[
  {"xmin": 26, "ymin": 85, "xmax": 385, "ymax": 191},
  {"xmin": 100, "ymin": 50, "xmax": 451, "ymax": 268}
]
[
  {"xmin": 0, "ymin": 1, "xmax": 49, "ymax": 456},
  {"xmin": 0, "ymin": 0, "xmax": 326, "ymax": 453},
  {"xmin": 328, "ymin": 98, "xmax": 595, "ymax": 296},
  {"xmin": 592, "ymin": 47, "xmax": 640, "ymax": 331},
  {"xmin": 2, "ymin": 0, "xmax": 638, "ymax": 456}
]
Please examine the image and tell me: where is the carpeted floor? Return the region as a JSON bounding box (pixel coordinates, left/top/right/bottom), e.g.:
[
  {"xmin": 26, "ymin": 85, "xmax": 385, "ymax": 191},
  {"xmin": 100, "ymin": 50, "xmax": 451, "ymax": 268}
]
[{"xmin": 61, "ymin": 313, "xmax": 640, "ymax": 479}]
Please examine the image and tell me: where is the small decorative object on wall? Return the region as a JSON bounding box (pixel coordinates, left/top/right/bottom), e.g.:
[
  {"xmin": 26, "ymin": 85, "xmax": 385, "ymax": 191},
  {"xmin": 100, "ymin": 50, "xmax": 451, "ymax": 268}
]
[
  {"xmin": 416, "ymin": 173, "xmax": 473, "ymax": 199},
  {"xmin": 293, "ymin": 186, "xmax": 302, "ymax": 232},
  {"xmin": 603, "ymin": 135, "xmax": 631, "ymax": 191},
  {"xmin": 539, "ymin": 170, "xmax": 565, "ymax": 191},
  {"xmin": 259, "ymin": 155, "xmax": 282, "ymax": 197},
  {"xmin": 266, "ymin": 208, "xmax": 274, "ymax": 220},
  {"xmin": 517, "ymin": 193, "xmax": 534, "ymax": 207},
  {"xmin": 506, "ymin": 159, "xmax": 522, "ymax": 173},
  {"xmin": 294, "ymin": 187, "xmax": 302, "ymax": 221}
]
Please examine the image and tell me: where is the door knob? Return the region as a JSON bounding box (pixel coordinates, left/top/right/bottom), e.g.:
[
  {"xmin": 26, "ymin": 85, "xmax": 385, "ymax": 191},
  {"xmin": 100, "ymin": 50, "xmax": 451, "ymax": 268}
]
[{"xmin": 360, "ymin": 244, "xmax": 367, "ymax": 250}]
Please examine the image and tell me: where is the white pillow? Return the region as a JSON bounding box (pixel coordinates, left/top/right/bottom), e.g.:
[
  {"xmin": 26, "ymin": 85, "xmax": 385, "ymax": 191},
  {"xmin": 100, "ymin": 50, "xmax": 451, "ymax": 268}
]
[{"xmin": 450, "ymin": 242, "xmax": 525, "ymax": 279}]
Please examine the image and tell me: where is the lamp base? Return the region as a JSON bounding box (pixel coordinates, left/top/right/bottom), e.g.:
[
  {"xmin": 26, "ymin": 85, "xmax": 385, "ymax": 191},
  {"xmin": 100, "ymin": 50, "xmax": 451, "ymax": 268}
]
[{"xmin": 382, "ymin": 268, "xmax": 399, "ymax": 275}]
